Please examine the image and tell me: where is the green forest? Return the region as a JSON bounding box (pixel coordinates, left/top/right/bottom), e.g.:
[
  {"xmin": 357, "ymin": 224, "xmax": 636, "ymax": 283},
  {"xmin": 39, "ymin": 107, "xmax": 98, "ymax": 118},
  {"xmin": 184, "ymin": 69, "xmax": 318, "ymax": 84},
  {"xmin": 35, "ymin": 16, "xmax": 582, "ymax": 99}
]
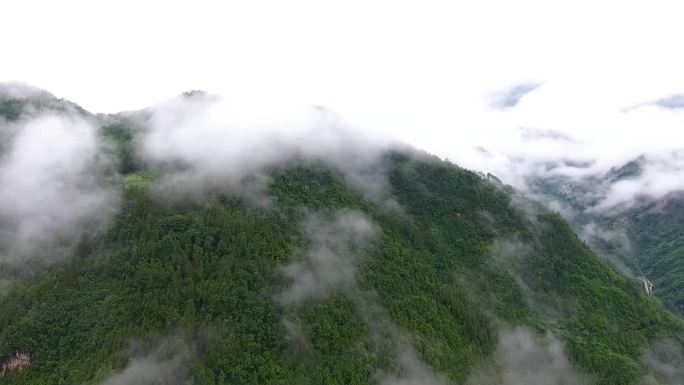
[
  {"xmin": 528, "ymin": 161, "xmax": 684, "ymax": 317},
  {"xmin": 0, "ymin": 95, "xmax": 682, "ymax": 385}
]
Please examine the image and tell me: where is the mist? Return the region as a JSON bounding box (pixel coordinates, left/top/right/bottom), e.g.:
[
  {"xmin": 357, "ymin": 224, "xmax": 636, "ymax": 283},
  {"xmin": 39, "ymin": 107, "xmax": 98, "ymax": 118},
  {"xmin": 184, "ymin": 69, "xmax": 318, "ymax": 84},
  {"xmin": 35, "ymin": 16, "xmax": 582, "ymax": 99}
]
[
  {"xmin": 279, "ymin": 210, "xmax": 376, "ymax": 305},
  {"xmin": 3, "ymin": 1, "xmax": 684, "ymax": 212},
  {"xmin": 467, "ymin": 327, "xmax": 591, "ymax": 385},
  {"xmin": 7, "ymin": 76, "xmax": 684, "ymax": 215},
  {"xmin": 99, "ymin": 338, "xmax": 190, "ymax": 385},
  {"xmin": 597, "ymin": 151, "xmax": 684, "ymax": 209},
  {"xmin": 0, "ymin": 110, "xmax": 118, "ymax": 265},
  {"xmin": 136, "ymin": 93, "xmax": 402, "ymax": 207},
  {"xmin": 378, "ymin": 346, "xmax": 448, "ymax": 385},
  {"xmin": 0, "ymin": 82, "xmax": 52, "ymax": 102},
  {"xmin": 278, "ymin": 209, "xmax": 447, "ymax": 384},
  {"xmin": 442, "ymin": 80, "xmax": 684, "ymax": 211},
  {"xmin": 641, "ymin": 340, "xmax": 684, "ymax": 385}
]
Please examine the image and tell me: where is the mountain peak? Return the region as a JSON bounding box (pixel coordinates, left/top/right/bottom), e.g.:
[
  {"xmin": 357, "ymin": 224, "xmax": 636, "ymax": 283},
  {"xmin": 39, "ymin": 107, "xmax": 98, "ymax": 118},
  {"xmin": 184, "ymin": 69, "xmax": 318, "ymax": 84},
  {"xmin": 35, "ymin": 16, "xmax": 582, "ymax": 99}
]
[{"xmin": 0, "ymin": 82, "xmax": 54, "ymax": 102}]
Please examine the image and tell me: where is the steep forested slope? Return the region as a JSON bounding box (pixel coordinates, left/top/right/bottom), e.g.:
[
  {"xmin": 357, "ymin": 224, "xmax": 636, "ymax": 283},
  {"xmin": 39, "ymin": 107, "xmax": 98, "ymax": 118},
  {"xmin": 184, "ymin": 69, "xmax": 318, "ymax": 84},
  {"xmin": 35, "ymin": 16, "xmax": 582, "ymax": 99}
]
[
  {"xmin": 528, "ymin": 160, "xmax": 684, "ymax": 316},
  {"xmin": 0, "ymin": 91, "xmax": 682, "ymax": 385}
]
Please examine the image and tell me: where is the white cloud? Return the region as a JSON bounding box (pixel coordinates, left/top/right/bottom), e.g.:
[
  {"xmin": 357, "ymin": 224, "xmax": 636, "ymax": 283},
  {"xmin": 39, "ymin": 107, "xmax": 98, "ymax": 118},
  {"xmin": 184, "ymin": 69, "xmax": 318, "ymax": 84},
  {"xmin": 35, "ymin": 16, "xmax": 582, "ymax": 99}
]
[
  {"xmin": 0, "ymin": 112, "xmax": 118, "ymax": 263},
  {"xmin": 598, "ymin": 152, "xmax": 684, "ymax": 209},
  {"xmin": 0, "ymin": 82, "xmax": 51, "ymax": 101},
  {"xmin": 137, "ymin": 94, "xmax": 400, "ymax": 206}
]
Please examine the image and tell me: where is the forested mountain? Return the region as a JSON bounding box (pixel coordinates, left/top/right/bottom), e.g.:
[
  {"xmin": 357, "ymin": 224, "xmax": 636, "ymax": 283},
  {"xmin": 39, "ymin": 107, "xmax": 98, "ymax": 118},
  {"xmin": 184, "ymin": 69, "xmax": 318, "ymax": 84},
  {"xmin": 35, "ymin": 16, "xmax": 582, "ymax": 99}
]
[
  {"xmin": 528, "ymin": 160, "xmax": 684, "ymax": 316},
  {"xmin": 0, "ymin": 87, "xmax": 683, "ymax": 385}
]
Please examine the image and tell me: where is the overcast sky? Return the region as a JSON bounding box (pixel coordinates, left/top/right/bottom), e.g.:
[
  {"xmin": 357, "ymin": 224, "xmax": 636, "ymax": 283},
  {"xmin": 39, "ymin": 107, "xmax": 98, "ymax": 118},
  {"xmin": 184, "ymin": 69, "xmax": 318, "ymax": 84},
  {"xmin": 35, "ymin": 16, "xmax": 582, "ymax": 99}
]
[{"xmin": 2, "ymin": 0, "xmax": 684, "ymax": 201}]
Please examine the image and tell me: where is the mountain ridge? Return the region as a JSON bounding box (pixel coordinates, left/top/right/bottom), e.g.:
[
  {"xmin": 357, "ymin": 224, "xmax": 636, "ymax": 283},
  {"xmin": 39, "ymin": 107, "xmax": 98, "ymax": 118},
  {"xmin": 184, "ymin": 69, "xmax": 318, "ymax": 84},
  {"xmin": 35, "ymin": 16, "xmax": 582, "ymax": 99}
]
[{"xmin": 0, "ymin": 87, "xmax": 682, "ymax": 384}]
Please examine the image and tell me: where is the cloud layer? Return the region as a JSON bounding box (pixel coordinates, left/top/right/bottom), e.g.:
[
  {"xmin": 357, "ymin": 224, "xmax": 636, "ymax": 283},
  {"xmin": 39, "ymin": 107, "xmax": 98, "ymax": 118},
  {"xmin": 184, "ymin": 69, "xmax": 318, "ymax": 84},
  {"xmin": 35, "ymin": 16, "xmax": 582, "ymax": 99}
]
[
  {"xmin": 3, "ymin": 1, "xmax": 684, "ymax": 212},
  {"xmin": 6, "ymin": 75, "xmax": 684, "ymax": 214},
  {"xmin": 428, "ymin": 80, "xmax": 684, "ymax": 210},
  {"xmin": 136, "ymin": 94, "xmax": 400, "ymax": 206}
]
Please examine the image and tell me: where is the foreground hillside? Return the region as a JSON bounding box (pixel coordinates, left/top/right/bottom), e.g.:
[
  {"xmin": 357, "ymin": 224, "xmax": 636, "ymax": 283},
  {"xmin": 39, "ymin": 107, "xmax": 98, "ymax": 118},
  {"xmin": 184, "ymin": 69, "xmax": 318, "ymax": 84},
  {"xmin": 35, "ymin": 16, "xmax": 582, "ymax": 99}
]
[{"xmin": 0, "ymin": 89, "xmax": 683, "ymax": 384}]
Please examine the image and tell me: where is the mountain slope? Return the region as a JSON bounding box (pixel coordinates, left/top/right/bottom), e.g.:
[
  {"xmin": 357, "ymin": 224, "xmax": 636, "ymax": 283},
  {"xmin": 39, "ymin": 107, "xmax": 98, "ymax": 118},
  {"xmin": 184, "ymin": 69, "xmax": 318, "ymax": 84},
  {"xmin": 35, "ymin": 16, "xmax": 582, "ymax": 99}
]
[
  {"xmin": 528, "ymin": 160, "xmax": 684, "ymax": 316},
  {"xmin": 0, "ymin": 90, "xmax": 682, "ymax": 384}
]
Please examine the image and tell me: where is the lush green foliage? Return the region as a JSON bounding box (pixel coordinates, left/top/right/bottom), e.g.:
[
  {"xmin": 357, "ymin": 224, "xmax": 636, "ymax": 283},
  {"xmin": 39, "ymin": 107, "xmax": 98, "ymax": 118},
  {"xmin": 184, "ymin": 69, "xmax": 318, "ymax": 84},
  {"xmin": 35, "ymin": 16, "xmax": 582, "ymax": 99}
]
[
  {"xmin": 626, "ymin": 195, "xmax": 684, "ymax": 315},
  {"xmin": 528, "ymin": 165, "xmax": 684, "ymax": 316},
  {"xmin": 0, "ymin": 100, "xmax": 24, "ymax": 121},
  {"xmin": 0, "ymin": 103, "xmax": 682, "ymax": 384}
]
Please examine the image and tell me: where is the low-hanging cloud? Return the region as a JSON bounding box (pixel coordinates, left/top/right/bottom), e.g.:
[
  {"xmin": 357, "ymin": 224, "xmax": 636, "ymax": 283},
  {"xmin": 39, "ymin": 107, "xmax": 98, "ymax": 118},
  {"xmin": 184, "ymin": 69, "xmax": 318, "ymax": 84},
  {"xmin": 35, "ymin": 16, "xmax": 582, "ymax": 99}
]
[
  {"xmin": 579, "ymin": 222, "xmax": 632, "ymax": 255},
  {"xmin": 578, "ymin": 222, "xmax": 637, "ymax": 276},
  {"xmin": 378, "ymin": 346, "xmax": 449, "ymax": 385},
  {"xmin": 278, "ymin": 211, "xmax": 448, "ymax": 384},
  {"xmin": 467, "ymin": 327, "xmax": 591, "ymax": 385},
  {"xmin": 99, "ymin": 338, "xmax": 190, "ymax": 385},
  {"xmin": 0, "ymin": 82, "xmax": 52, "ymax": 102},
  {"xmin": 641, "ymin": 339, "xmax": 684, "ymax": 385},
  {"xmin": 136, "ymin": 94, "xmax": 402, "ymax": 207},
  {"xmin": 531, "ymin": 151, "xmax": 684, "ymax": 213},
  {"xmin": 278, "ymin": 210, "xmax": 376, "ymax": 305},
  {"xmin": 0, "ymin": 111, "xmax": 118, "ymax": 264},
  {"xmin": 403, "ymin": 79, "xmax": 684, "ymax": 211},
  {"xmin": 597, "ymin": 151, "xmax": 684, "ymax": 209},
  {"xmin": 492, "ymin": 237, "xmax": 532, "ymax": 261}
]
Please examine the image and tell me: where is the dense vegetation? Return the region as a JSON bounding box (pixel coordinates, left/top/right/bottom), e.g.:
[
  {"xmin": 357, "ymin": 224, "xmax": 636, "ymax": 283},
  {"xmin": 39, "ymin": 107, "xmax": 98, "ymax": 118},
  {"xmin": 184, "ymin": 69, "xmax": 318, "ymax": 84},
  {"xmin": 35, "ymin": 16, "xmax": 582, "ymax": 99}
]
[
  {"xmin": 0, "ymin": 94, "xmax": 682, "ymax": 384},
  {"xmin": 624, "ymin": 194, "xmax": 684, "ymax": 315},
  {"xmin": 528, "ymin": 161, "xmax": 684, "ymax": 316}
]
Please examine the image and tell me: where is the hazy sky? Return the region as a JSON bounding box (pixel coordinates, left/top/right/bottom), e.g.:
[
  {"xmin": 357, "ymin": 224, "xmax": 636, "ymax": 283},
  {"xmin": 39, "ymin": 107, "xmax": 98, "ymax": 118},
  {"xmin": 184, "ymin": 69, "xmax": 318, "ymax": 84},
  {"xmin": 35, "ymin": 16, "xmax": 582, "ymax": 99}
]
[
  {"xmin": 3, "ymin": 1, "xmax": 682, "ymax": 111},
  {"xmin": 2, "ymin": 0, "xmax": 684, "ymax": 202}
]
